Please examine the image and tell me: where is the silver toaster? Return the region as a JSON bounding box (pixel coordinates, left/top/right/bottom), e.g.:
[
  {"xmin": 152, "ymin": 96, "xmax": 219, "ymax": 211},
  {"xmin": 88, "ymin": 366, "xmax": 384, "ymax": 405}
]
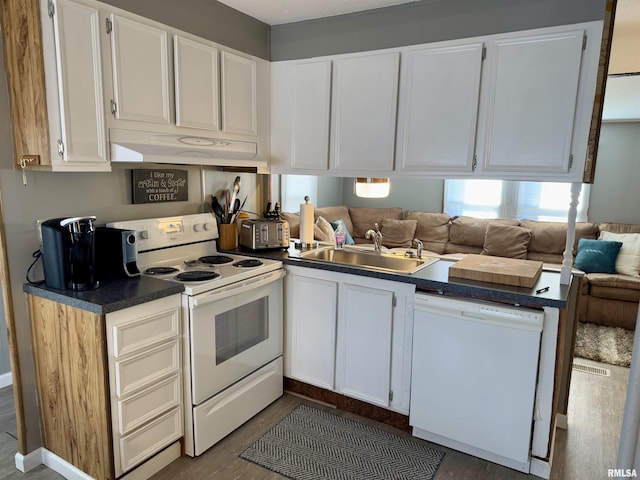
[{"xmin": 238, "ymin": 219, "xmax": 290, "ymax": 250}]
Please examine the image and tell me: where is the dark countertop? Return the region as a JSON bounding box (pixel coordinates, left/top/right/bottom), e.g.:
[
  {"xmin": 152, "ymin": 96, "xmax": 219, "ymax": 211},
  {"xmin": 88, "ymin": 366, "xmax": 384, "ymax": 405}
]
[
  {"xmin": 23, "ymin": 276, "xmax": 185, "ymax": 315},
  {"xmin": 227, "ymin": 243, "xmax": 574, "ymax": 310}
]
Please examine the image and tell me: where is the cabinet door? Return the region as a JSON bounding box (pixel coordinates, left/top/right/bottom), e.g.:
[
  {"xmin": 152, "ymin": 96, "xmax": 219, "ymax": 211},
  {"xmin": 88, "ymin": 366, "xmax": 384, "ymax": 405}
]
[
  {"xmin": 396, "ymin": 43, "xmax": 483, "ymax": 173},
  {"xmin": 478, "ymin": 30, "xmax": 584, "ymax": 174},
  {"xmin": 51, "ymin": 0, "xmax": 107, "ymax": 165},
  {"xmin": 285, "ymin": 272, "xmax": 338, "ymax": 389},
  {"xmin": 174, "ymin": 35, "xmax": 219, "ymax": 131},
  {"xmin": 109, "ymin": 14, "xmax": 171, "ymax": 124},
  {"xmin": 291, "ymin": 60, "xmax": 332, "ymax": 170},
  {"xmin": 330, "ymin": 52, "xmax": 399, "ymax": 172},
  {"xmin": 335, "ymin": 283, "xmax": 394, "ymax": 407},
  {"xmin": 221, "ymin": 51, "xmax": 257, "ymax": 135}
]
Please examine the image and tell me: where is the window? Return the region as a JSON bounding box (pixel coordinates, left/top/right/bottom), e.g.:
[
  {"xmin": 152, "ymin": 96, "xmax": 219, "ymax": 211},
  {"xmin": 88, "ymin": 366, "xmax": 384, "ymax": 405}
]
[
  {"xmin": 444, "ymin": 179, "xmax": 590, "ymax": 222},
  {"xmin": 280, "ymin": 175, "xmax": 318, "ymax": 213}
]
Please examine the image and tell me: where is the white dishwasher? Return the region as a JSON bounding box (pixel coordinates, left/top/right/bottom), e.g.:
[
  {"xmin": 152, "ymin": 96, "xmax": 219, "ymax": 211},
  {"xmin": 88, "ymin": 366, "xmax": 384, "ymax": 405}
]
[{"xmin": 410, "ymin": 293, "xmax": 543, "ymax": 473}]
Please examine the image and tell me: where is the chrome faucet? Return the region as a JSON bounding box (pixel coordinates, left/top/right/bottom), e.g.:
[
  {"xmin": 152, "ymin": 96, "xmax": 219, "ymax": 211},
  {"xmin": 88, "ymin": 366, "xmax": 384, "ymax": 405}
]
[
  {"xmin": 413, "ymin": 239, "xmax": 423, "ymax": 259},
  {"xmin": 365, "ymin": 223, "xmax": 383, "ymax": 253}
]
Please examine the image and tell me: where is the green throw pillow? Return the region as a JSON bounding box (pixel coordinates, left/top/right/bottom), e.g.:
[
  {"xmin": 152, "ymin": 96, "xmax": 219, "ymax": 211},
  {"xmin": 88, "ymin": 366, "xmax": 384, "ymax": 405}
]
[{"xmin": 573, "ymin": 238, "xmax": 622, "ymax": 274}]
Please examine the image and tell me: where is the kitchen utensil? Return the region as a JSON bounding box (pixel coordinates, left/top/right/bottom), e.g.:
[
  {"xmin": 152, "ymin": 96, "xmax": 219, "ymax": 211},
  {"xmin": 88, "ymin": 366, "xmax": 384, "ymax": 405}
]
[
  {"xmin": 230, "ymin": 195, "xmax": 248, "ymax": 224},
  {"xmin": 228, "ymin": 176, "xmax": 241, "ymax": 222},
  {"xmin": 212, "ymin": 196, "xmax": 224, "ymax": 223},
  {"xmin": 224, "ymin": 189, "xmax": 231, "ymax": 221}
]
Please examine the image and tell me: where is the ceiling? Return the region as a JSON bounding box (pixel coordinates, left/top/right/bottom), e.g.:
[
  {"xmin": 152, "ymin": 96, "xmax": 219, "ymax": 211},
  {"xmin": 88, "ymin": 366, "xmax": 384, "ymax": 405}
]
[{"xmin": 216, "ymin": 0, "xmax": 425, "ymax": 25}]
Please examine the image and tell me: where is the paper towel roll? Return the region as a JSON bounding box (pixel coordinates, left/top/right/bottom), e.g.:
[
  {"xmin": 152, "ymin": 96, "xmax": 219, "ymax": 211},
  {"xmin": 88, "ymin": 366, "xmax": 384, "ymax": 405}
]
[{"xmin": 300, "ymin": 202, "xmax": 314, "ymax": 245}]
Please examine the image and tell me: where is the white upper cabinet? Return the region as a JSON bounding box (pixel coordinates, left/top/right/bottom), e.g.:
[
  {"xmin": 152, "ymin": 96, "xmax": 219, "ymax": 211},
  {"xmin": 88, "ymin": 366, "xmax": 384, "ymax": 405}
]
[
  {"xmin": 108, "ymin": 14, "xmax": 171, "ymax": 124},
  {"xmin": 396, "ymin": 43, "xmax": 483, "ymax": 173},
  {"xmin": 221, "ymin": 51, "xmax": 257, "ymax": 136},
  {"xmin": 330, "ymin": 52, "xmax": 400, "ymax": 173},
  {"xmin": 174, "ymin": 36, "xmax": 220, "ymax": 131},
  {"xmin": 49, "ymin": 0, "xmax": 108, "ymax": 168},
  {"xmin": 270, "ymin": 60, "xmax": 332, "ymax": 173},
  {"xmin": 477, "ymin": 30, "xmax": 585, "ymax": 175}
]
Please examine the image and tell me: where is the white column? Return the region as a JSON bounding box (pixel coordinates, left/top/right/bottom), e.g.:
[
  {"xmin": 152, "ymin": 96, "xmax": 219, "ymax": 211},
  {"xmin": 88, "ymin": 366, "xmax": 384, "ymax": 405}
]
[
  {"xmin": 560, "ymin": 182, "xmax": 581, "ymax": 285},
  {"xmin": 617, "ymin": 308, "xmax": 640, "ymax": 471}
]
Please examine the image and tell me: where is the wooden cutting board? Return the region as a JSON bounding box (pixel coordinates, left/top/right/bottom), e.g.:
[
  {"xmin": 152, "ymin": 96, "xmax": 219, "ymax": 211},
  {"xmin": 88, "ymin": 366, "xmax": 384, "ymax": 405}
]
[{"xmin": 448, "ymin": 254, "xmax": 543, "ymax": 288}]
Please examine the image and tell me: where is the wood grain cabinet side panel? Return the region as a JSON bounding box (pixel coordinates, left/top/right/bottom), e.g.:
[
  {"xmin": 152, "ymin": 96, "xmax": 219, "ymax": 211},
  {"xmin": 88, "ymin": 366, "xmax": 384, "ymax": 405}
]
[
  {"xmin": 0, "ymin": 0, "xmax": 51, "ymax": 166},
  {"xmin": 27, "ymin": 294, "xmax": 113, "ymax": 480}
]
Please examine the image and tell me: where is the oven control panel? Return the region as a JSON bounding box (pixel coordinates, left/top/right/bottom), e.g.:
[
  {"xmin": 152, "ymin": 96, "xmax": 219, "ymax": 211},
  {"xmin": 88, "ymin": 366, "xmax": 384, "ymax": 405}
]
[{"xmin": 108, "ymin": 213, "xmax": 218, "ymax": 252}]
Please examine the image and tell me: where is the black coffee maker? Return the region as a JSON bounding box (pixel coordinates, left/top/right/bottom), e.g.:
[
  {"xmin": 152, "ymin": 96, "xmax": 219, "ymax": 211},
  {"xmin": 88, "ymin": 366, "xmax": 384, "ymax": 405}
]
[{"xmin": 41, "ymin": 216, "xmax": 100, "ymax": 291}]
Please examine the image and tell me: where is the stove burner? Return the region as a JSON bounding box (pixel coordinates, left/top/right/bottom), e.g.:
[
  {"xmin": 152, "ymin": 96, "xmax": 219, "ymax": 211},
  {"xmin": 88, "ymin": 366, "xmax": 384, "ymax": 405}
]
[
  {"xmin": 233, "ymin": 259, "xmax": 263, "ymax": 268},
  {"xmin": 176, "ymin": 270, "xmax": 221, "ymax": 282},
  {"xmin": 198, "ymin": 255, "xmax": 234, "ymax": 265},
  {"xmin": 145, "ymin": 266, "xmax": 180, "ymax": 275}
]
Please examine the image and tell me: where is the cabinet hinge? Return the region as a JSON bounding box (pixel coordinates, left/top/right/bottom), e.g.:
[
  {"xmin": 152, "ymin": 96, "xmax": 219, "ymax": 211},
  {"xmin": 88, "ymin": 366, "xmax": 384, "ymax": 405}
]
[
  {"xmin": 106, "ymin": 17, "xmax": 113, "ymax": 34},
  {"xmin": 482, "ymin": 46, "xmax": 487, "ymax": 60},
  {"xmin": 568, "ymin": 154, "xmax": 574, "ymax": 170},
  {"xmin": 389, "ymin": 390, "xmax": 394, "ymax": 402},
  {"xmin": 57, "ymin": 139, "xmax": 64, "ymax": 156},
  {"xmin": 472, "ymin": 155, "xmax": 478, "ymax": 171},
  {"xmin": 392, "ymin": 294, "xmax": 397, "ymax": 307},
  {"xmin": 110, "ymin": 99, "xmax": 117, "ymax": 115},
  {"xmin": 47, "ymin": 0, "xmax": 55, "ymax": 17},
  {"xmin": 582, "ymin": 35, "xmax": 587, "ymax": 51}
]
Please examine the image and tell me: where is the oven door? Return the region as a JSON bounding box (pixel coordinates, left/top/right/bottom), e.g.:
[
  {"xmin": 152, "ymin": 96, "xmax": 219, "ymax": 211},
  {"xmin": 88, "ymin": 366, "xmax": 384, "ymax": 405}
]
[{"xmin": 188, "ymin": 269, "xmax": 284, "ymax": 405}]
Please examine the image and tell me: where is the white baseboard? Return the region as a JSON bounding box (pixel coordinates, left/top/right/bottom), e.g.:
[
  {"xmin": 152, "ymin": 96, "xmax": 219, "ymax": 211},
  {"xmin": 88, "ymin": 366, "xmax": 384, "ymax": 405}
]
[
  {"xmin": 530, "ymin": 457, "xmax": 552, "ymax": 479},
  {"xmin": 15, "ymin": 444, "xmax": 180, "ymax": 480},
  {"xmin": 16, "ymin": 448, "xmax": 96, "ymax": 479},
  {"xmin": 0, "ymin": 371, "xmax": 12, "ymax": 389},
  {"xmin": 15, "ymin": 448, "xmax": 44, "ymax": 473}
]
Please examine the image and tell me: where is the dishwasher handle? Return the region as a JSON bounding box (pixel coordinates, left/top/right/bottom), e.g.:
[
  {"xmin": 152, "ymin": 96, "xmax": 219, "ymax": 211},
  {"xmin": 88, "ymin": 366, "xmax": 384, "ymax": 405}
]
[{"xmin": 415, "ymin": 295, "xmax": 543, "ymax": 332}]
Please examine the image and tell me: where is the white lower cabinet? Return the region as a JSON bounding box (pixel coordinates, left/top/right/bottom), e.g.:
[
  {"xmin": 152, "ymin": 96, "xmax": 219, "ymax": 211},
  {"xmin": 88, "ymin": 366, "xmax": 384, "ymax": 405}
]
[
  {"xmin": 106, "ymin": 294, "xmax": 183, "ymax": 477},
  {"xmin": 284, "ymin": 265, "xmax": 415, "ymax": 414}
]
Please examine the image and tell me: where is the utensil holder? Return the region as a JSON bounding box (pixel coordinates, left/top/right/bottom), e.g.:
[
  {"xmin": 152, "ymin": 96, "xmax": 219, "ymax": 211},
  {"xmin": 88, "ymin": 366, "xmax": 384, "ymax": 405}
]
[{"xmin": 218, "ymin": 223, "xmax": 238, "ymax": 250}]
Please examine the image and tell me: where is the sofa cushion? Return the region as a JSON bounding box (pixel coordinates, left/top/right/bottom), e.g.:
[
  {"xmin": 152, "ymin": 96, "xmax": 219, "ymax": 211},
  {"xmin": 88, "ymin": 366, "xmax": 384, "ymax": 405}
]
[
  {"xmin": 405, "ymin": 211, "xmax": 451, "ymax": 254},
  {"xmin": 380, "ymin": 218, "xmax": 418, "ymax": 248},
  {"xmin": 587, "ymin": 273, "xmax": 640, "ymax": 293},
  {"xmin": 446, "ymin": 216, "xmax": 518, "ymax": 254},
  {"xmin": 481, "ymin": 224, "xmax": 532, "ymax": 259},
  {"xmin": 348, "ymin": 207, "xmax": 403, "ymax": 240},
  {"xmin": 316, "ymin": 216, "xmax": 336, "ymax": 244},
  {"xmin": 314, "ymin": 206, "xmax": 354, "ymax": 235},
  {"xmin": 519, "ymin": 220, "xmax": 599, "ymax": 256},
  {"xmin": 280, "ymin": 211, "xmax": 301, "ymax": 238},
  {"xmin": 573, "ymin": 238, "xmax": 622, "ymax": 274},
  {"xmin": 599, "ymin": 223, "xmax": 640, "ymax": 234},
  {"xmin": 599, "ymin": 231, "xmax": 640, "ymax": 276}
]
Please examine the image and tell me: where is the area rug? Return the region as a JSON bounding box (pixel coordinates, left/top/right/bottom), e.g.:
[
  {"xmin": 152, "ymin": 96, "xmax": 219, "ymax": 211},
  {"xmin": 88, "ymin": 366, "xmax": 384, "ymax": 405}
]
[
  {"xmin": 574, "ymin": 321, "xmax": 634, "ymax": 367},
  {"xmin": 240, "ymin": 404, "xmax": 445, "ymax": 480}
]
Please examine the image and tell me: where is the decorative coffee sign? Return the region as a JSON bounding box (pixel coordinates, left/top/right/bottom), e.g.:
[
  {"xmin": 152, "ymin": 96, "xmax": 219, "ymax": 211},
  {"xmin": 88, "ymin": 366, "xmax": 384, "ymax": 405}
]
[{"xmin": 132, "ymin": 169, "xmax": 188, "ymax": 204}]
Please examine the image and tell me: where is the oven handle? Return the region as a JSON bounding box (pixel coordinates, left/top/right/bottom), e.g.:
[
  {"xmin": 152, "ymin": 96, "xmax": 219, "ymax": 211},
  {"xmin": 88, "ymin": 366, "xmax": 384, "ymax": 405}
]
[{"xmin": 190, "ymin": 269, "xmax": 285, "ymax": 307}]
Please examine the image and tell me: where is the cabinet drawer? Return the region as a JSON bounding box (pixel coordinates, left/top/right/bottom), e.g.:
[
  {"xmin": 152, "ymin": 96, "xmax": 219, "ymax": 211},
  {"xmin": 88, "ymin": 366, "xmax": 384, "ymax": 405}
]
[
  {"xmin": 118, "ymin": 406, "xmax": 183, "ymax": 474},
  {"xmin": 115, "ymin": 340, "xmax": 180, "ymax": 397},
  {"xmin": 110, "ymin": 302, "xmax": 180, "ymax": 358},
  {"xmin": 117, "ymin": 373, "xmax": 181, "ymax": 435}
]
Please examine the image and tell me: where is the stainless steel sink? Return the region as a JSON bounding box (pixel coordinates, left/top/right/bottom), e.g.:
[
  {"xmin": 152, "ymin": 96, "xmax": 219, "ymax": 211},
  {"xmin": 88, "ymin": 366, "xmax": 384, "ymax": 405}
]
[{"xmin": 298, "ymin": 247, "xmax": 437, "ymax": 274}]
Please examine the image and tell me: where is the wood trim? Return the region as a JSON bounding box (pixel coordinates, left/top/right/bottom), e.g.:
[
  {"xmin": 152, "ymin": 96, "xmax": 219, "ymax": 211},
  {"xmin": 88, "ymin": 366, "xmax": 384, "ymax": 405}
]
[
  {"xmin": 583, "ymin": 0, "xmax": 617, "ymax": 183},
  {"xmin": 284, "ymin": 377, "xmax": 411, "ymax": 433},
  {"xmin": 27, "ymin": 295, "xmax": 114, "ymax": 480},
  {"xmin": 0, "ymin": 193, "xmax": 27, "ymax": 453},
  {"xmin": 0, "ymin": 0, "xmax": 51, "ymax": 167}
]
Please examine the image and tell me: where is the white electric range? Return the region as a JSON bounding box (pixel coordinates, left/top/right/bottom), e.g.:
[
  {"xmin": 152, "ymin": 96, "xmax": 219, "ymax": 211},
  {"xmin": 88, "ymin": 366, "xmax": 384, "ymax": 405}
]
[{"xmin": 108, "ymin": 213, "xmax": 285, "ymax": 456}]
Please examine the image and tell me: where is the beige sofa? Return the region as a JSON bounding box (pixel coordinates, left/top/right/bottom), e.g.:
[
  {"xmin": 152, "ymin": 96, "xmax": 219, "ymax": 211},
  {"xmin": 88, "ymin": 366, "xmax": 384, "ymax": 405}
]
[{"xmin": 282, "ymin": 206, "xmax": 640, "ymax": 331}]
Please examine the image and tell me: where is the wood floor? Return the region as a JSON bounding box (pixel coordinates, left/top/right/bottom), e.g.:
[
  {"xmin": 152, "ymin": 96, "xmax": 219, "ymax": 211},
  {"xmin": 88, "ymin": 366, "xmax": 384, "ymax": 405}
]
[{"xmin": 0, "ymin": 359, "xmax": 629, "ymax": 480}]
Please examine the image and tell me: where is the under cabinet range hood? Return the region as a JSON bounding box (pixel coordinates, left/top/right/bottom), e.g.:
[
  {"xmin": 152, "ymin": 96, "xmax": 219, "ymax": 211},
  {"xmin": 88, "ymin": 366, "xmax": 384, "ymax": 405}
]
[{"xmin": 109, "ymin": 128, "xmax": 258, "ymax": 167}]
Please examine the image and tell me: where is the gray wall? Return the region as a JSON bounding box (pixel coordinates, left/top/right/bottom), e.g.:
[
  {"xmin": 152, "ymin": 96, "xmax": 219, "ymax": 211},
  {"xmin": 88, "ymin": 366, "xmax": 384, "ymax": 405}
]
[
  {"xmin": 101, "ymin": 0, "xmax": 270, "ymax": 59},
  {"xmin": 588, "ymin": 122, "xmax": 640, "ymax": 224},
  {"xmin": 271, "ymin": 0, "xmax": 605, "ymax": 61}
]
